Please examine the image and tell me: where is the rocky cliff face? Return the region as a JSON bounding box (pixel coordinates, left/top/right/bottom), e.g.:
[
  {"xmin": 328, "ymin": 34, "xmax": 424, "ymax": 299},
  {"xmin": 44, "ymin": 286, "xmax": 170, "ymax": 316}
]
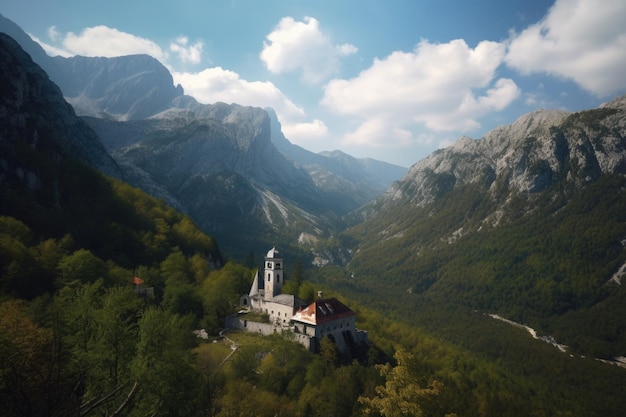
[
  {"xmin": 55, "ymin": 54, "xmax": 184, "ymax": 120},
  {"xmin": 0, "ymin": 33, "xmax": 120, "ymax": 181},
  {"xmin": 1, "ymin": 15, "xmax": 406, "ymax": 259},
  {"xmin": 383, "ymin": 98, "xmax": 626, "ymax": 209},
  {"xmin": 84, "ymin": 105, "xmax": 330, "ymax": 259},
  {"xmin": 0, "ymin": 14, "xmax": 184, "ymax": 121}
]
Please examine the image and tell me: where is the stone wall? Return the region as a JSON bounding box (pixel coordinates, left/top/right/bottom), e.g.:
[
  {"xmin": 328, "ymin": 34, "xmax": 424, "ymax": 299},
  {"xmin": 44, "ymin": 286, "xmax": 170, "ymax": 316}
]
[{"xmin": 225, "ymin": 315, "xmax": 315, "ymax": 351}]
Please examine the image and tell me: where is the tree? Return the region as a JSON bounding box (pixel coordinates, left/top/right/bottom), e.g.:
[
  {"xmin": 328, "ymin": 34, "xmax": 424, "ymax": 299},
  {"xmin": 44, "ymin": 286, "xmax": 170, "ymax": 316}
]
[
  {"xmin": 359, "ymin": 349, "xmax": 446, "ymax": 417},
  {"xmin": 57, "ymin": 249, "xmax": 108, "ymax": 287},
  {"xmin": 130, "ymin": 307, "xmax": 202, "ymax": 417},
  {"xmin": 0, "ymin": 299, "xmax": 77, "ymax": 416}
]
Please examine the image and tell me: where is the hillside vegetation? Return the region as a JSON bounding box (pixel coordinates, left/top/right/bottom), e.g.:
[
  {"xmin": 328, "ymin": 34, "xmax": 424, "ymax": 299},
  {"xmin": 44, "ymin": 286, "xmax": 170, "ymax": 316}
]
[
  {"xmin": 340, "ymin": 104, "xmax": 626, "ymax": 358},
  {"xmin": 2, "ymin": 28, "xmax": 626, "ymax": 417}
]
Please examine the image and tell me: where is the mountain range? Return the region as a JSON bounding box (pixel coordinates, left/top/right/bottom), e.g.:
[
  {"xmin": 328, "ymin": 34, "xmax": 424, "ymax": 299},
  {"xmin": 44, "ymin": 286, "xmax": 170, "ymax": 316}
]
[
  {"xmin": 340, "ymin": 94, "xmax": 626, "ymax": 358},
  {"xmin": 2, "ymin": 13, "xmax": 626, "ymax": 362},
  {"xmin": 0, "ymin": 14, "xmax": 406, "ymax": 260}
]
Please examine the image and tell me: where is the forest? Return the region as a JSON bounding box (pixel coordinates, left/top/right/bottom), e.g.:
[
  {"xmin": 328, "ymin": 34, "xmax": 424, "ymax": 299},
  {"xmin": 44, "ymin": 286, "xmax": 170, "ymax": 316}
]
[{"xmin": 1, "ymin": 157, "xmax": 626, "ymax": 416}]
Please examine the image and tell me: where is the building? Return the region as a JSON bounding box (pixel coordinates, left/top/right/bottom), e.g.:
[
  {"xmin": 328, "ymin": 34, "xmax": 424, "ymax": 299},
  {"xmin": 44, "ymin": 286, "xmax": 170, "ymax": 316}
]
[
  {"xmin": 229, "ymin": 245, "xmax": 368, "ymax": 354},
  {"xmin": 238, "ymin": 246, "xmax": 307, "ymax": 325},
  {"xmin": 291, "ymin": 296, "xmax": 362, "ymax": 354}
]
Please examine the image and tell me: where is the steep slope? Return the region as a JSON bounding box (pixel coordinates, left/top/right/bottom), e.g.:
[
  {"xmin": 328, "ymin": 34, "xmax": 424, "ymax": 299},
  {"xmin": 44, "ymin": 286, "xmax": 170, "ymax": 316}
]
[
  {"xmin": 0, "ymin": 14, "xmax": 183, "ymax": 121},
  {"xmin": 0, "ymin": 32, "xmax": 220, "ymax": 286},
  {"xmin": 1, "ymin": 15, "xmax": 405, "ymax": 260},
  {"xmin": 54, "ymin": 54, "xmax": 185, "ymax": 120},
  {"xmin": 0, "ymin": 33, "xmax": 120, "ymax": 181},
  {"xmin": 84, "ymin": 107, "xmax": 333, "ymax": 261},
  {"xmin": 341, "ymin": 97, "xmax": 626, "ymax": 357},
  {"xmin": 267, "ymin": 108, "xmax": 406, "ymax": 214}
]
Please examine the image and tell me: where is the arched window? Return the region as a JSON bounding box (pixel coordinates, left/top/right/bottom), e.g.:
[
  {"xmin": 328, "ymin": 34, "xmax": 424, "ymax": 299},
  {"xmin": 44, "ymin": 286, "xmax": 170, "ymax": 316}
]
[{"xmin": 267, "ymin": 273, "xmax": 271, "ymax": 281}]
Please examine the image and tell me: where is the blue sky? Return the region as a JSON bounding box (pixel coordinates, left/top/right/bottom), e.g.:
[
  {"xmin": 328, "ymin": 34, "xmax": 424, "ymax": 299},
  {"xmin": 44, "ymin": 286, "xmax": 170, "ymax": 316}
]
[{"xmin": 3, "ymin": 0, "xmax": 626, "ymax": 167}]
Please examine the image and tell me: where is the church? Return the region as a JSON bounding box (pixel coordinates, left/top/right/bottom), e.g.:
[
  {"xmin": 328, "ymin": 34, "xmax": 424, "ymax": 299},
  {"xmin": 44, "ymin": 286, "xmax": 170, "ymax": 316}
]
[
  {"xmin": 238, "ymin": 245, "xmax": 307, "ymax": 325},
  {"xmin": 229, "ymin": 245, "xmax": 368, "ymax": 354}
]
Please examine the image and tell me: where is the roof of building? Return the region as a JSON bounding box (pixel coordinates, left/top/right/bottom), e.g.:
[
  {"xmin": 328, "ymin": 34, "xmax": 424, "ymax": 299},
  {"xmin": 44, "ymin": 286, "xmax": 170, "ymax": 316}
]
[
  {"xmin": 271, "ymin": 294, "xmax": 307, "ymax": 308},
  {"xmin": 265, "ymin": 245, "xmax": 282, "ymax": 259},
  {"xmin": 248, "ymin": 270, "xmax": 261, "ymax": 296},
  {"xmin": 291, "ymin": 298, "xmax": 355, "ymax": 325}
]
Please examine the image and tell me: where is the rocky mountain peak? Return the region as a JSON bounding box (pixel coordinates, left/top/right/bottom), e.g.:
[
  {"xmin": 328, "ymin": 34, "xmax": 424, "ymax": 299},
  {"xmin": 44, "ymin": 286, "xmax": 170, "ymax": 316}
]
[
  {"xmin": 386, "ymin": 96, "xmax": 626, "ymax": 208},
  {"xmin": 55, "ymin": 54, "xmax": 184, "ymax": 120}
]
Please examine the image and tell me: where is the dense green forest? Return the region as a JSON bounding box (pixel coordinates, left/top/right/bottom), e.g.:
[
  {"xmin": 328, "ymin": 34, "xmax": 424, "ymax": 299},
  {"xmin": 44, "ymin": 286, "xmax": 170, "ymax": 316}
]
[
  {"xmin": 340, "ymin": 174, "xmax": 626, "ymax": 358},
  {"xmin": 0, "ymin": 151, "xmax": 624, "ymax": 416},
  {"xmin": 1, "ymin": 159, "xmax": 625, "ymax": 416},
  {"xmin": 0, "ymin": 158, "xmax": 446, "ymax": 417},
  {"xmin": 2, "ymin": 28, "xmax": 625, "ymax": 416}
]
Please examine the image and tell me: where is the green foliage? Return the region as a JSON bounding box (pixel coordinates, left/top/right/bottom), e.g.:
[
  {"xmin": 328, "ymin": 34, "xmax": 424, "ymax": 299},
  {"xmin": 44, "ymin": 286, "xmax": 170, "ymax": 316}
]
[
  {"xmin": 3, "ymin": 106, "xmax": 626, "ymax": 416},
  {"xmin": 345, "ymin": 175, "xmax": 626, "ymax": 357},
  {"xmin": 131, "ymin": 308, "xmax": 202, "ymax": 417},
  {"xmin": 0, "ymin": 299, "xmax": 76, "ymax": 417},
  {"xmin": 359, "ymin": 349, "xmax": 445, "ymax": 417}
]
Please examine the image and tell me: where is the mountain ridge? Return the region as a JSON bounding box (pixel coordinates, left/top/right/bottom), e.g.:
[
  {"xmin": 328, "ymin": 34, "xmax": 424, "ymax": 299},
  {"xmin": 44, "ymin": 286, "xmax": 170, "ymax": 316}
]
[
  {"xmin": 373, "ymin": 99, "xmax": 626, "ymax": 211},
  {"xmin": 337, "ymin": 94, "xmax": 626, "ymax": 358},
  {"xmin": 0, "ymin": 14, "xmax": 405, "ymax": 259}
]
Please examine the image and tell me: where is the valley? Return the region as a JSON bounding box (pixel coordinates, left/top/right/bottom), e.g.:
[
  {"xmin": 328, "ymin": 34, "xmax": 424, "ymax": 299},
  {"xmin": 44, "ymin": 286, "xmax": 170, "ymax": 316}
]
[{"xmin": 1, "ymin": 13, "xmax": 626, "ymax": 417}]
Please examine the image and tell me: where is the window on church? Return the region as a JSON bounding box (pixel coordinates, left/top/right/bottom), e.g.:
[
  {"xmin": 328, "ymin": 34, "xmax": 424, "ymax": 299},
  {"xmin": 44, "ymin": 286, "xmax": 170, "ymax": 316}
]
[
  {"xmin": 277, "ymin": 274, "xmax": 280, "ymax": 283},
  {"xmin": 267, "ymin": 273, "xmax": 270, "ymax": 281}
]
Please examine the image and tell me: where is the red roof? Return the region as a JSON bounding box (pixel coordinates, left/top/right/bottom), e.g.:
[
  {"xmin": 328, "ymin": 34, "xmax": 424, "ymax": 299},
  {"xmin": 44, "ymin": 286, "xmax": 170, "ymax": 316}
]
[{"xmin": 291, "ymin": 298, "xmax": 355, "ymax": 325}]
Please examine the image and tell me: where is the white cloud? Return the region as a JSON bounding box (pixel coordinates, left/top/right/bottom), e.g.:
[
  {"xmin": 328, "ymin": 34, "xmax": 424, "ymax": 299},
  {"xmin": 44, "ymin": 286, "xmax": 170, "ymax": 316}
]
[
  {"xmin": 40, "ymin": 25, "xmax": 205, "ymax": 68},
  {"xmin": 47, "ymin": 26, "xmax": 61, "ymax": 42},
  {"xmin": 260, "ymin": 16, "xmax": 357, "ymax": 83},
  {"xmin": 170, "ymin": 36, "xmax": 203, "ymax": 65},
  {"xmin": 30, "ymin": 33, "xmax": 73, "ymax": 58},
  {"xmin": 506, "ymin": 0, "xmax": 626, "ymax": 97},
  {"xmin": 174, "ymin": 67, "xmax": 331, "ymax": 147},
  {"xmin": 62, "ymin": 26, "xmax": 169, "ymax": 61},
  {"xmin": 322, "ymin": 38, "xmax": 519, "ymax": 148},
  {"xmin": 172, "ymin": 67, "xmax": 305, "ymax": 121},
  {"xmin": 282, "ymin": 119, "xmax": 329, "ymax": 142}
]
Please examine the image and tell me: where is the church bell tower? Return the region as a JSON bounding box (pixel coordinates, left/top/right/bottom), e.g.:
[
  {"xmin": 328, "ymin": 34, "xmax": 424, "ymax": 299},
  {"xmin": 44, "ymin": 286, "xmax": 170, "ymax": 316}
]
[{"xmin": 264, "ymin": 245, "xmax": 283, "ymax": 299}]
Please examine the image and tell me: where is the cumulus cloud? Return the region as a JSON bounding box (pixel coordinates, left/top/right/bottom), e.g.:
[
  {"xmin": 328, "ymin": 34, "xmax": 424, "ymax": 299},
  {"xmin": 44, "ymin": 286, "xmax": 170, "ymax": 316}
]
[
  {"xmin": 506, "ymin": 0, "xmax": 626, "ymax": 97},
  {"xmin": 47, "ymin": 26, "xmax": 61, "ymax": 42},
  {"xmin": 174, "ymin": 67, "xmax": 329, "ymax": 145},
  {"xmin": 169, "ymin": 36, "xmax": 203, "ymax": 65},
  {"xmin": 260, "ymin": 16, "xmax": 357, "ymax": 83},
  {"xmin": 39, "ymin": 25, "xmax": 205, "ymax": 67},
  {"xmin": 282, "ymin": 119, "xmax": 329, "ymax": 142},
  {"xmin": 322, "ymin": 38, "xmax": 519, "ymax": 148},
  {"xmin": 30, "ymin": 33, "xmax": 73, "ymax": 57},
  {"xmin": 172, "ymin": 67, "xmax": 305, "ymax": 120},
  {"xmin": 62, "ymin": 26, "xmax": 169, "ymax": 61}
]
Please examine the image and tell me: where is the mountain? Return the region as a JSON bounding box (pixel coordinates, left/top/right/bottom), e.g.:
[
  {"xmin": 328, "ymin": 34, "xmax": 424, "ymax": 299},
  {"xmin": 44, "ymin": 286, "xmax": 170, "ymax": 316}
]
[
  {"xmin": 385, "ymin": 100, "xmax": 625, "ymax": 207},
  {"xmin": 3, "ymin": 29, "xmax": 626, "ymax": 417},
  {"xmin": 84, "ymin": 105, "xmax": 336, "ymax": 260},
  {"xmin": 0, "ymin": 33, "xmax": 120, "ymax": 182},
  {"xmin": 267, "ymin": 108, "xmax": 406, "ymax": 214},
  {"xmin": 339, "ymin": 97, "xmax": 626, "ymax": 358},
  {"xmin": 0, "ymin": 14, "xmax": 405, "ymax": 260},
  {"xmin": 0, "ymin": 31, "xmax": 220, "ymax": 283},
  {"xmin": 0, "ymin": 14, "xmax": 183, "ymax": 121}
]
